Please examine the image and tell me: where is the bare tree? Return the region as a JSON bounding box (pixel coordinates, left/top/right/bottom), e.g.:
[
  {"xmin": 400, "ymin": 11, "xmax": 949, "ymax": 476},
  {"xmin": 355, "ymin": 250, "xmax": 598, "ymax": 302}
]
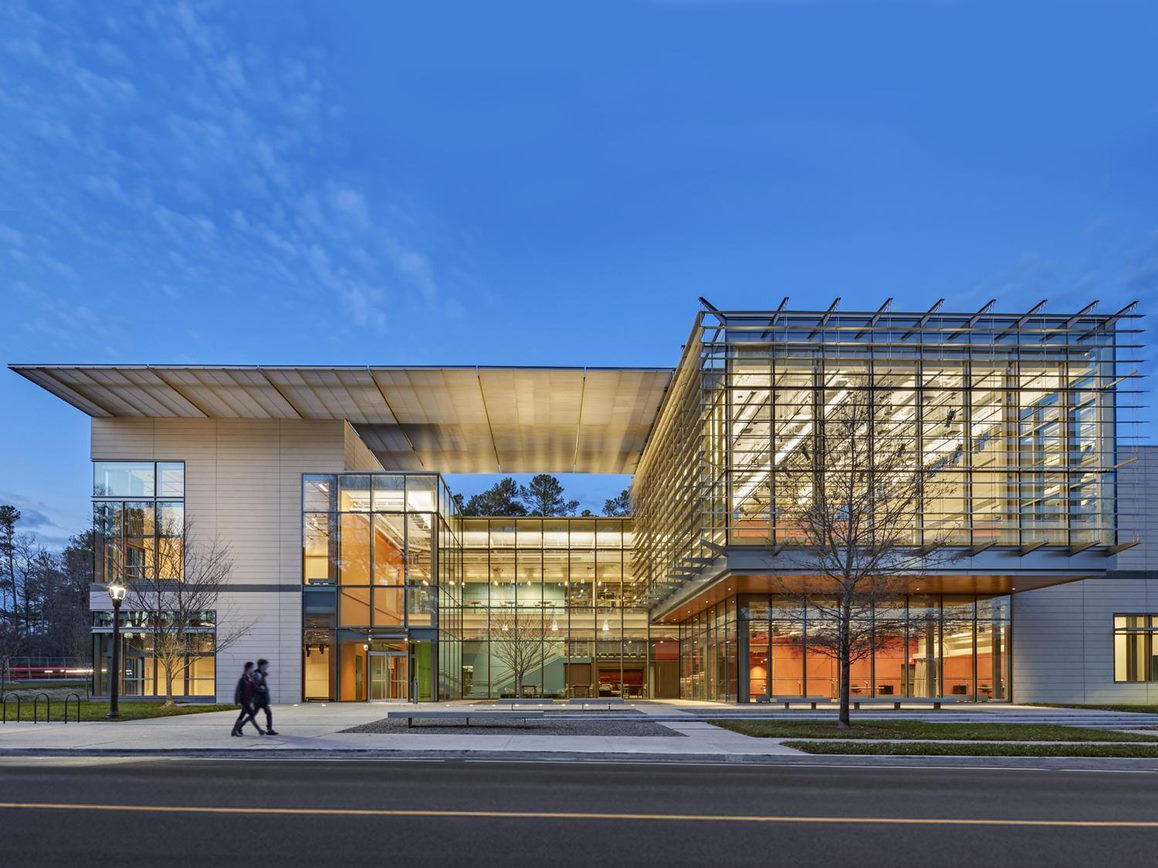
[
  {"xmin": 0, "ymin": 505, "xmax": 22, "ymax": 655},
  {"xmin": 1, "ymin": 521, "xmax": 49, "ymax": 656},
  {"xmin": 489, "ymin": 610, "xmax": 545, "ymax": 698},
  {"xmin": 773, "ymin": 377, "xmax": 960, "ymax": 727},
  {"xmin": 111, "ymin": 518, "xmax": 249, "ymax": 707}
]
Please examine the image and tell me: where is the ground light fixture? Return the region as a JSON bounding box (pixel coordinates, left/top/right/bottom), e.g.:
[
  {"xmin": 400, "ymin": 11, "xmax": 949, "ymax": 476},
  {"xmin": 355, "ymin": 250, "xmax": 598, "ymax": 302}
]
[{"xmin": 106, "ymin": 582, "xmax": 128, "ymax": 720}]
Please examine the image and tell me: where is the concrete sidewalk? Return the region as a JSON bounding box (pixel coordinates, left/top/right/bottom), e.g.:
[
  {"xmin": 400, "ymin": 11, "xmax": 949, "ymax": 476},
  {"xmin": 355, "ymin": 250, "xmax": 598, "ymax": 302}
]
[
  {"xmin": 0, "ymin": 702, "xmax": 800, "ymax": 758},
  {"xmin": 0, "ymin": 701, "xmax": 1154, "ymax": 762}
]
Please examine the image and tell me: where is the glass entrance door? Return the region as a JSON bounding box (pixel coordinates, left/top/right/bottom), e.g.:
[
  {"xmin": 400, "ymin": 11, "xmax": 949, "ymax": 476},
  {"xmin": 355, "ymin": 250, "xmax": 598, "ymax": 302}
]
[{"xmin": 369, "ymin": 651, "xmax": 409, "ymax": 700}]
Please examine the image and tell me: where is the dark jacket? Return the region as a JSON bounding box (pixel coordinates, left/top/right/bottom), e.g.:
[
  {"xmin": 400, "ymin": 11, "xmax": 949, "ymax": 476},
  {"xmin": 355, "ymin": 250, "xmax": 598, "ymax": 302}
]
[
  {"xmin": 234, "ymin": 673, "xmax": 256, "ymax": 705},
  {"xmin": 252, "ymin": 669, "xmax": 270, "ymax": 705}
]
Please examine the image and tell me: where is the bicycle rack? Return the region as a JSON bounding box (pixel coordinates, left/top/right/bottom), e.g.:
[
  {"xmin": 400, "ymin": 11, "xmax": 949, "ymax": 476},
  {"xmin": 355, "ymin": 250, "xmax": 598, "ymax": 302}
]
[
  {"xmin": 1, "ymin": 693, "xmax": 20, "ymax": 723},
  {"xmin": 64, "ymin": 692, "xmax": 81, "ymax": 724},
  {"xmin": 33, "ymin": 692, "xmax": 50, "ymax": 724}
]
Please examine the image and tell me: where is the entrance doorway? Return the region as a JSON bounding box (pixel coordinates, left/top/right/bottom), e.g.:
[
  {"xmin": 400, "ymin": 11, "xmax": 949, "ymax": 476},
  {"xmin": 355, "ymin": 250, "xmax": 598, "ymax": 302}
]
[{"xmin": 369, "ymin": 651, "xmax": 408, "ymax": 700}]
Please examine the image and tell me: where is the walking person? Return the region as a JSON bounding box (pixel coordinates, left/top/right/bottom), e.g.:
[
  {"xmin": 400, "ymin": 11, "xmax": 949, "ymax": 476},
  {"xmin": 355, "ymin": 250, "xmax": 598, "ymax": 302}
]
[
  {"xmin": 252, "ymin": 658, "xmax": 279, "ymax": 735},
  {"xmin": 231, "ymin": 662, "xmax": 264, "ymax": 736}
]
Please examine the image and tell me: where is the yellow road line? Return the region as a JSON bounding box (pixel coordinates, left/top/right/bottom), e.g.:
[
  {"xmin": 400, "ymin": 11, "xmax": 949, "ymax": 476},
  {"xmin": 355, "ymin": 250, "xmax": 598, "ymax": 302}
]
[{"xmin": 0, "ymin": 802, "xmax": 1153, "ymax": 828}]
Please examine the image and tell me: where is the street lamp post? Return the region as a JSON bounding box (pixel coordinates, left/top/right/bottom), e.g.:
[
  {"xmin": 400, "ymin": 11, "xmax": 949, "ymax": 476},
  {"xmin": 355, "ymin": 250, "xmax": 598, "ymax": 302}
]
[{"xmin": 106, "ymin": 583, "xmax": 127, "ymax": 719}]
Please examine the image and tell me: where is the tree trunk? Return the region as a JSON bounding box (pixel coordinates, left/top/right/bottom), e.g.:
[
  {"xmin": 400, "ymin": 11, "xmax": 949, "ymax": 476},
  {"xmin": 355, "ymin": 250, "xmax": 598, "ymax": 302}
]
[
  {"xmin": 838, "ymin": 597, "xmax": 852, "ymax": 729},
  {"xmin": 163, "ymin": 666, "xmax": 177, "ymax": 708},
  {"xmin": 838, "ymin": 645, "xmax": 852, "ymax": 728}
]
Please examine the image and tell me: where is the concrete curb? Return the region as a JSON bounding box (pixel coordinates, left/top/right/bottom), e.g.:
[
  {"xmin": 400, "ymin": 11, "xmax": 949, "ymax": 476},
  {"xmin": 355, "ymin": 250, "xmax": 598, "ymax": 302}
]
[{"xmin": 3, "ymin": 747, "xmax": 1158, "ymax": 770}]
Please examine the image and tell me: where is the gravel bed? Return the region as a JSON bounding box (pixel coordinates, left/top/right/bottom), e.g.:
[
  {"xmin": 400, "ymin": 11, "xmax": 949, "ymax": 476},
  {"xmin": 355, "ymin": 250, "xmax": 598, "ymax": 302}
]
[{"xmin": 342, "ymin": 717, "xmax": 685, "ymax": 737}]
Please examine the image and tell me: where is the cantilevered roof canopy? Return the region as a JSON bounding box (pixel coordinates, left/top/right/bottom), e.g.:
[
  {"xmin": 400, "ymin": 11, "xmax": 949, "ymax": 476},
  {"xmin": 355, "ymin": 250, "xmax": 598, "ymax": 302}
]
[{"xmin": 9, "ymin": 365, "xmax": 673, "ymax": 474}]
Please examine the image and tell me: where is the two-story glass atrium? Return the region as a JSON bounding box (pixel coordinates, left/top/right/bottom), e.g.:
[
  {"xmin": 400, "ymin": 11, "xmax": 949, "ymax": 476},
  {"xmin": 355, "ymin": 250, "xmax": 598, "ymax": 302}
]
[{"xmin": 299, "ymin": 472, "xmax": 667, "ymax": 701}]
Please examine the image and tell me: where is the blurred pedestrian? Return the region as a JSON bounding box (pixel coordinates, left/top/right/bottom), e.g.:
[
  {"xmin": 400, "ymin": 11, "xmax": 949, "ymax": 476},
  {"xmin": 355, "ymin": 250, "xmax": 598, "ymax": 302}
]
[
  {"xmin": 231, "ymin": 662, "xmax": 263, "ymax": 736},
  {"xmin": 253, "ymin": 658, "xmax": 278, "ymax": 735}
]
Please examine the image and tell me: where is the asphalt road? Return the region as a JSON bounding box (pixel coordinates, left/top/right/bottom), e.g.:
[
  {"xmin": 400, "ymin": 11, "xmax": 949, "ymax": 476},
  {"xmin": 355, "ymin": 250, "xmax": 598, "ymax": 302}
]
[{"xmin": 0, "ymin": 758, "xmax": 1155, "ymax": 866}]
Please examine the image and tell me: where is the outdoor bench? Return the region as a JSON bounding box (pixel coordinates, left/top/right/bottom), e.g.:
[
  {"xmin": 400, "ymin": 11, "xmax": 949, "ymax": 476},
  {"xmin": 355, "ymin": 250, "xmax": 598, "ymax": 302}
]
[
  {"xmin": 565, "ymin": 698, "xmax": 626, "ymax": 709},
  {"xmin": 773, "ymin": 696, "xmax": 833, "ymax": 710},
  {"xmin": 495, "ymin": 698, "xmax": 556, "ymax": 706},
  {"xmin": 850, "ymin": 697, "xmax": 958, "ymax": 710},
  {"xmin": 384, "ymin": 709, "xmax": 546, "ymax": 728}
]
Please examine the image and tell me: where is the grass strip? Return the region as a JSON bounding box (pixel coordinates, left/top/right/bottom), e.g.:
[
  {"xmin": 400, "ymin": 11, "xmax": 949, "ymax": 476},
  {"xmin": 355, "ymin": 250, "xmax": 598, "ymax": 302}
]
[
  {"xmin": 0, "ymin": 698, "xmax": 236, "ymax": 722},
  {"xmin": 710, "ymin": 719, "xmax": 1158, "ymax": 742},
  {"xmin": 1028, "ymin": 703, "xmax": 1158, "ymax": 714},
  {"xmin": 783, "ymin": 740, "xmax": 1158, "ymax": 758}
]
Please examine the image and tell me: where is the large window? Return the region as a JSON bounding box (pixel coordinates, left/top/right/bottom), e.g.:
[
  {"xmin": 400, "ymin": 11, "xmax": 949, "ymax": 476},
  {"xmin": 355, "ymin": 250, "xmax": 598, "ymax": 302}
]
[
  {"xmin": 720, "ymin": 593, "xmax": 1012, "ymax": 703},
  {"xmin": 1114, "ymin": 615, "xmax": 1158, "ymax": 683},
  {"xmin": 94, "ymin": 461, "xmax": 185, "ymax": 583},
  {"xmin": 92, "ymin": 610, "xmax": 215, "ymax": 697}
]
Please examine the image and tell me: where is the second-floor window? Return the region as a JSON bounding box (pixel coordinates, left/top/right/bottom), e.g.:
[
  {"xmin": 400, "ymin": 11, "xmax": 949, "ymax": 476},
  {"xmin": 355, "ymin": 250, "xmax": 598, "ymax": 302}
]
[{"xmin": 94, "ymin": 461, "xmax": 185, "ymax": 583}]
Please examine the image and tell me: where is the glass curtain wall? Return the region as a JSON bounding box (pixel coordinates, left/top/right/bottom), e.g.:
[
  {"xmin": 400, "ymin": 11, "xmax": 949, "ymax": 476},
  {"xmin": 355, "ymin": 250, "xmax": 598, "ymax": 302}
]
[
  {"xmin": 678, "ymin": 598, "xmax": 739, "ymax": 702},
  {"xmin": 300, "ymin": 473, "xmax": 460, "ymax": 702},
  {"xmin": 699, "ymin": 593, "xmax": 1012, "ymax": 703},
  {"xmin": 633, "ymin": 322, "xmax": 726, "ymax": 609},
  {"xmin": 635, "ymin": 306, "xmax": 1130, "ymax": 610},
  {"xmin": 451, "ymin": 517, "xmax": 656, "ymax": 699},
  {"xmin": 713, "ymin": 311, "xmax": 1118, "ymax": 551}
]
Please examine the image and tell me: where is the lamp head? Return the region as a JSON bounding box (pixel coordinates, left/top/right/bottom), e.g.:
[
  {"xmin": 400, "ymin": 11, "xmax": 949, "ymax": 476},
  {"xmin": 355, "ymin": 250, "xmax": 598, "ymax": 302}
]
[{"xmin": 107, "ymin": 582, "xmax": 127, "ymax": 603}]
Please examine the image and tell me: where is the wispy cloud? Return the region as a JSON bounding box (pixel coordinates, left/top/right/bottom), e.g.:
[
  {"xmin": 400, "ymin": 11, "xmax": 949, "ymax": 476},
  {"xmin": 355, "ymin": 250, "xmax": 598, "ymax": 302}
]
[
  {"xmin": 1125, "ymin": 231, "xmax": 1158, "ymax": 294},
  {"xmin": 0, "ymin": 0, "xmax": 448, "ymax": 351},
  {"xmin": 0, "ymin": 489, "xmax": 82, "ymax": 549}
]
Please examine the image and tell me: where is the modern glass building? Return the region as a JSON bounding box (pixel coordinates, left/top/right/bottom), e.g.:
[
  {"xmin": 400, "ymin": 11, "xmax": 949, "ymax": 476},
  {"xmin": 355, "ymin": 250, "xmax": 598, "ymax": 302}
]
[{"xmin": 11, "ymin": 300, "xmax": 1151, "ymax": 704}]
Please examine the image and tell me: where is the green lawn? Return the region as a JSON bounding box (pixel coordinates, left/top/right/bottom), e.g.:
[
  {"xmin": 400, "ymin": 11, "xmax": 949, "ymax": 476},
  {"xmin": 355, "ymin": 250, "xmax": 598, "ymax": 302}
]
[
  {"xmin": 711, "ymin": 719, "xmax": 1158, "ymax": 742},
  {"xmin": 783, "ymin": 740, "xmax": 1158, "ymax": 758},
  {"xmin": 1, "ymin": 697, "xmax": 235, "ymax": 722},
  {"xmin": 1028, "ymin": 703, "xmax": 1158, "ymax": 714}
]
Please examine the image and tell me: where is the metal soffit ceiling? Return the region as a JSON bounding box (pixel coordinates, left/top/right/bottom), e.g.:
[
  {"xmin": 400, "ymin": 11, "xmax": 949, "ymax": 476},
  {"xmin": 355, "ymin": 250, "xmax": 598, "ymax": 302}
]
[{"xmin": 9, "ymin": 365, "xmax": 674, "ymax": 474}]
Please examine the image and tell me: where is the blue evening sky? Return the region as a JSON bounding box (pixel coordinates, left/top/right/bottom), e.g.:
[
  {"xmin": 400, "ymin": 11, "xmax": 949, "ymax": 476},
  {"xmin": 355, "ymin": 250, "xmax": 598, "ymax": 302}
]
[{"xmin": 1, "ymin": 1, "xmax": 1155, "ymax": 547}]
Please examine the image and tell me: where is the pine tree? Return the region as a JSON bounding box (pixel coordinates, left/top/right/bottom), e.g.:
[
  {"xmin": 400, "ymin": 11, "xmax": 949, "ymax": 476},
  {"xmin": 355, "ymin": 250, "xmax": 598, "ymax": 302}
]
[
  {"xmin": 518, "ymin": 475, "xmax": 579, "ymax": 516},
  {"xmin": 602, "ymin": 488, "xmax": 631, "ymax": 516},
  {"xmin": 459, "ymin": 478, "xmax": 527, "ymax": 516}
]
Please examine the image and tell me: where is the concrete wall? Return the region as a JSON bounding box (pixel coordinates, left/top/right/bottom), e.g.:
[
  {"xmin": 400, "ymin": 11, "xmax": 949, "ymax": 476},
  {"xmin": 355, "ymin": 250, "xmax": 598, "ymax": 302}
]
[
  {"xmin": 89, "ymin": 417, "xmax": 383, "ymax": 703},
  {"xmin": 1012, "ymin": 446, "xmax": 1158, "ymax": 704}
]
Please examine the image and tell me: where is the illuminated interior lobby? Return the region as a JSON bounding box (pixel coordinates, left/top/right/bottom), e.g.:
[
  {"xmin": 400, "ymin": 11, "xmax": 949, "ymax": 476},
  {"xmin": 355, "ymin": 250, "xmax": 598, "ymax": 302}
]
[{"xmin": 11, "ymin": 298, "xmax": 1152, "ymax": 705}]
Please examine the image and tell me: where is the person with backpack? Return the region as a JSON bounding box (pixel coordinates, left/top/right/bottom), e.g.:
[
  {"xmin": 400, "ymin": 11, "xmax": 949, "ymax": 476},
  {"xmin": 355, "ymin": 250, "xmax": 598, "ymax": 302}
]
[
  {"xmin": 231, "ymin": 661, "xmax": 264, "ymax": 736},
  {"xmin": 252, "ymin": 658, "xmax": 279, "ymax": 735}
]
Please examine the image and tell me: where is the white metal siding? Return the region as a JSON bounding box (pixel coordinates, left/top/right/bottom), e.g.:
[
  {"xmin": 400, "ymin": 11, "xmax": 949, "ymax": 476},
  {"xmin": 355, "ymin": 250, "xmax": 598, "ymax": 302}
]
[{"xmin": 91, "ymin": 417, "xmax": 354, "ymax": 703}]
